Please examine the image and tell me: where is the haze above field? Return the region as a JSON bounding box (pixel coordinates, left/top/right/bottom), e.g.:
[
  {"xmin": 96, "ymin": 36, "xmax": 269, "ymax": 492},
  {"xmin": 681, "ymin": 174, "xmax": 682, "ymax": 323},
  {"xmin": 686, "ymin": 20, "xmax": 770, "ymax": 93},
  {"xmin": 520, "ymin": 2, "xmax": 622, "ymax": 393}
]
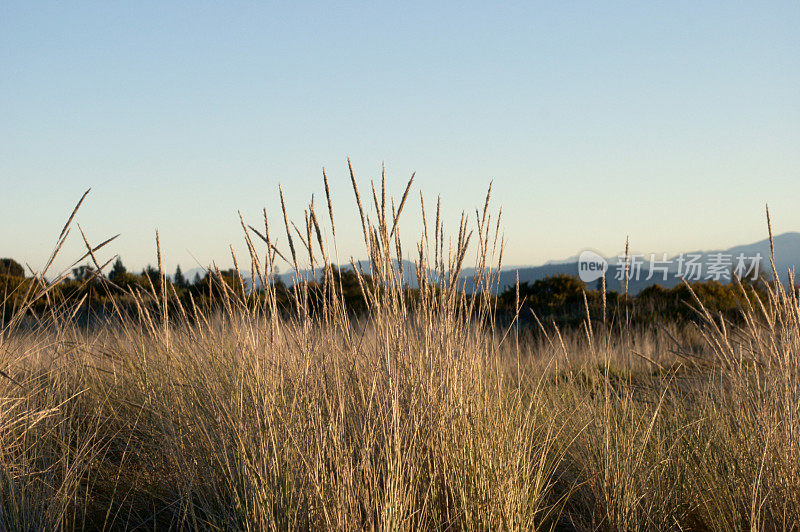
[{"xmin": 2, "ymin": 2, "xmax": 798, "ymax": 274}]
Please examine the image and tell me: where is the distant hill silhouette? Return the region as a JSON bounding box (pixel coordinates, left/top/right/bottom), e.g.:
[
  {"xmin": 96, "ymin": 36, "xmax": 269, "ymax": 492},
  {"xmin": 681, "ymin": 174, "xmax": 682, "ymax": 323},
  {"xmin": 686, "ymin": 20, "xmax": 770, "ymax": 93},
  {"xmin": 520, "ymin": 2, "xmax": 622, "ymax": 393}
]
[
  {"xmin": 183, "ymin": 259, "xmax": 424, "ymax": 290},
  {"xmin": 467, "ymin": 232, "xmax": 800, "ymax": 295},
  {"xmin": 182, "ymin": 232, "xmax": 800, "ymax": 295}
]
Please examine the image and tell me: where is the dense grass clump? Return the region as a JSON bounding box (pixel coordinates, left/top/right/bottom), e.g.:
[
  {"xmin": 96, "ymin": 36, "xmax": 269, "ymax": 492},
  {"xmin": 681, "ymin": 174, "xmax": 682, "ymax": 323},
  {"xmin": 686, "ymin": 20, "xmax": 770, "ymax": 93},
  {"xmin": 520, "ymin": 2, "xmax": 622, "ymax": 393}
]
[{"xmin": 1, "ymin": 167, "xmax": 798, "ymax": 530}]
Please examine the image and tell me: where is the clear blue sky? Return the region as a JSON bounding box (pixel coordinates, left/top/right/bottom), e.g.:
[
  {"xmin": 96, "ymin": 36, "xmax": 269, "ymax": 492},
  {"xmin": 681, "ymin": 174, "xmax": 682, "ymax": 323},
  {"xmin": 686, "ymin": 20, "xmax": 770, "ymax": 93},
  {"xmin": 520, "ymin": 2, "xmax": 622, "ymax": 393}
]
[{"xmin": 2, "ymin": 2, "xmax": 798, "ymax": 275}]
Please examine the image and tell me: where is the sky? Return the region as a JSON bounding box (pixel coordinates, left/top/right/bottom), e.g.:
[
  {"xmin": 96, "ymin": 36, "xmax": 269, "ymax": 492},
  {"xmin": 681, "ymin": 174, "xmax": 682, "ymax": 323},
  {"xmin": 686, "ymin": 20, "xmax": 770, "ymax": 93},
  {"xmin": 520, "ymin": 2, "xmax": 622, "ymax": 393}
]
[{"xmin": 2, "ymin": 2, "xmax": 799, "ymax": 276}]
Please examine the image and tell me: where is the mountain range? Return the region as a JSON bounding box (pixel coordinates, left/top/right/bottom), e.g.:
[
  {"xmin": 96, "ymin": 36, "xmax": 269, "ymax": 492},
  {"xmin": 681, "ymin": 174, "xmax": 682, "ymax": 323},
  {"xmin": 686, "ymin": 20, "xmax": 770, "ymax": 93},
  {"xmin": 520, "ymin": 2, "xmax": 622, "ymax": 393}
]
[
  {"xmin": 470, "ymin": 232, "xmax": 800, "ymax": 294},
  {"xmin": 182, "ymin": 232, "xmax": 800, "ymax": 295}
]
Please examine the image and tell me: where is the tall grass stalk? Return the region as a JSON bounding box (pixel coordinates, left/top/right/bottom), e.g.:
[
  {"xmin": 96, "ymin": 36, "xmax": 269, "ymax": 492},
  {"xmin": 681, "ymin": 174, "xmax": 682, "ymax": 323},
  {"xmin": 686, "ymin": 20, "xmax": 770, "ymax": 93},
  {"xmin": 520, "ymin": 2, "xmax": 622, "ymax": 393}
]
[{"xmin": 0, "ymin": 173, "xmax": 798, "ymax": 530}]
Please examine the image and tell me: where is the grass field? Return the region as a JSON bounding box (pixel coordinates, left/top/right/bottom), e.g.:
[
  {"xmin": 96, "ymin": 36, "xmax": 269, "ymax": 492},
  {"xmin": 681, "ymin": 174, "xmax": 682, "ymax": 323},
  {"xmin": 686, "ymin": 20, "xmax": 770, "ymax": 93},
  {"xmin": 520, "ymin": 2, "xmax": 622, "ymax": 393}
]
[{"xmin": 2, "ymin": 174, "xmax": 798, "ymax": 530}]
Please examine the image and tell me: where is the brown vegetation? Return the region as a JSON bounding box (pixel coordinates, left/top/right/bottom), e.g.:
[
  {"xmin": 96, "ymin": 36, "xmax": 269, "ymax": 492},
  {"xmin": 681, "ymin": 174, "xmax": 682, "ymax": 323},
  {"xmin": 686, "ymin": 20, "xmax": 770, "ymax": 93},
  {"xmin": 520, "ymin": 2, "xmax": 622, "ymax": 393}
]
[{"xmin": 1, "ymin": 169, "xmax": 798, "ymax": 530}]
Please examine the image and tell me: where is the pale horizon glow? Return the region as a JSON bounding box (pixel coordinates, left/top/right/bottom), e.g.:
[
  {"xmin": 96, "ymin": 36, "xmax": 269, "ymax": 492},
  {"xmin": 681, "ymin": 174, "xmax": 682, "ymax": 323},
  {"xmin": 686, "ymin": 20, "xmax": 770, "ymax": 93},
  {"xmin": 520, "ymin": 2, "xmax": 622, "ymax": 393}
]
[{"xmin": 2, "ymin": 2, "xmax": 799, "ymax": 275}]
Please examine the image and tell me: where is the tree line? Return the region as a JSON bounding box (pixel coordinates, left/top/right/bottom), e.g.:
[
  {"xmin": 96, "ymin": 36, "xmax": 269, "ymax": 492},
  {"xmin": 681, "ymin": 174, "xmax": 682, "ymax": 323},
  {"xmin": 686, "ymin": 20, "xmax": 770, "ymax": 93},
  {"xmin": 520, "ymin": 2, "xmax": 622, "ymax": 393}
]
[{"xmin": 1, "ymin": 256, "xmax": 775, "ymax": 328}]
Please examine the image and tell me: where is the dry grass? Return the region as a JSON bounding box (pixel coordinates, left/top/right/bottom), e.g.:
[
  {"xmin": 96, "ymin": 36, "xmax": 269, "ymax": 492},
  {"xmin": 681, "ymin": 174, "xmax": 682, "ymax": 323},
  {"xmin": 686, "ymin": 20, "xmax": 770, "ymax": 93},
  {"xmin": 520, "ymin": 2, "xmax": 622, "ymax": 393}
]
[{"xmin": 1, "ymin": 171, "xmax": 799, "ymax": 530}]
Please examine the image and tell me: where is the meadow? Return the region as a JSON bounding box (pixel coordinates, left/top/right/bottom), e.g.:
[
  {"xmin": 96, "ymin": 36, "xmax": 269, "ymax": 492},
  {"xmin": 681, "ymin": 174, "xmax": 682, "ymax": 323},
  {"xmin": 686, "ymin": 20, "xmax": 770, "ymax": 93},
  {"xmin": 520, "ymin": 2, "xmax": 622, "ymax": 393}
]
[{"xmin": 1, "ymin": 169, "xmax": 798, "ymax": 531}]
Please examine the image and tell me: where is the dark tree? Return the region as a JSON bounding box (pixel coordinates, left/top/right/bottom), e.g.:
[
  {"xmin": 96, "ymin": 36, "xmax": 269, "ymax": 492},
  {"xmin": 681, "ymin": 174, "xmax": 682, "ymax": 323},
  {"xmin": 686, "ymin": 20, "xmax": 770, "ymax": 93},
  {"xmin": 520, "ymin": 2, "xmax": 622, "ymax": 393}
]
[
  {"xmin": 0, "ymin": 258, "xmax": 24, "ymax": 278},
  {"xmin": 109, "ymin": 258, "xmax": 128, "ymax": 283},
  {"xmin": 499, "ymin": 273, "xmax": 586, "ymax": 318},
  {"xmin": 72, "ymin": 264, "xmax": 96, "ymax": 282},
  {"xmin": 173, "ymin": 265, "xmax": 187, "ymax": 288},
  {"xmin": 142, "ymin": 265, "xmax": 159, "ymax": 284}
]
